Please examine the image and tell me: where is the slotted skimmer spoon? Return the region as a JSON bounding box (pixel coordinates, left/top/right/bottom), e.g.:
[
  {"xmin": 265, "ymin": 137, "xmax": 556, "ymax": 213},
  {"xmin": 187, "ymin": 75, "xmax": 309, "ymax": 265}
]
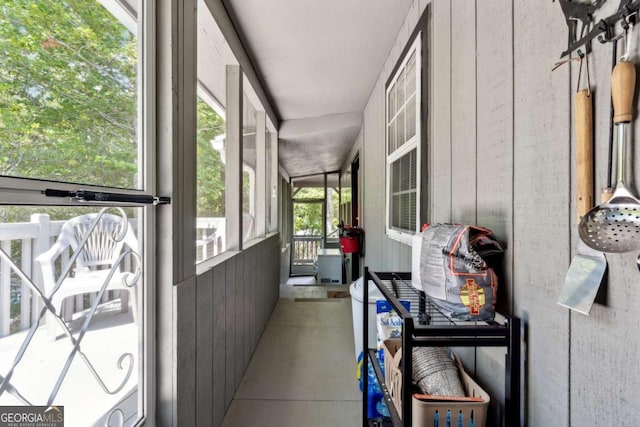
[{"xmin": 579, "ymin": 61, "xmax": 640, "ymax": 253}]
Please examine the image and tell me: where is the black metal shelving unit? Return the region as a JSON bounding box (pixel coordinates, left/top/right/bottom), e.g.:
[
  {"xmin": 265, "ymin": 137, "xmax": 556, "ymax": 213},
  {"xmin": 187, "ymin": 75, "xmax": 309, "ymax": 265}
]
[{"xmin": 362, "ymin": 268, "xmax": 521, "ymax": 427}]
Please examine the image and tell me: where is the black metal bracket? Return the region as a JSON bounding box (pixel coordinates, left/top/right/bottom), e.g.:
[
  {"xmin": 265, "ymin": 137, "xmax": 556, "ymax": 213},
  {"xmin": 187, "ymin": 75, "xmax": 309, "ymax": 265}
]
[
  {"xmin": 558, "ymin": 0, "xmax": 640, "ymax": 58},
  {"xmin": 556, "ymin": 0, "xmax": 606, "ymax": 56},
  {"xmin": 44, "ymin": 189, "xmax": 171, "ymax": 205}
]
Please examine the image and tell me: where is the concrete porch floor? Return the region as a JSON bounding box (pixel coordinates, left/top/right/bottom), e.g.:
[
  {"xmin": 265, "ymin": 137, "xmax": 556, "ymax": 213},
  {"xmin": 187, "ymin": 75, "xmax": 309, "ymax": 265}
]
[{"xmin": 222, "ymin": 280, "xmax": 361, "ymax": 426}]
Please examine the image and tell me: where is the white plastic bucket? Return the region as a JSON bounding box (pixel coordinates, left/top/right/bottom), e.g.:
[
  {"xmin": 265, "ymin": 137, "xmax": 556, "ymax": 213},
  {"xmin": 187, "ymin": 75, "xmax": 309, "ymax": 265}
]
[{"xmin": 349, "ymin": 276, "xmax": 383, "ymax": 360}]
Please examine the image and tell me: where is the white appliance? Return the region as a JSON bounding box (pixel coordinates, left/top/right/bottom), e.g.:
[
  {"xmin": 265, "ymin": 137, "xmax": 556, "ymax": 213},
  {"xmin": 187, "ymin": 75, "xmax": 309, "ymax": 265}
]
[{"xmin": 316, "ymin": 248, "xmax": 342, "ymax": 284}]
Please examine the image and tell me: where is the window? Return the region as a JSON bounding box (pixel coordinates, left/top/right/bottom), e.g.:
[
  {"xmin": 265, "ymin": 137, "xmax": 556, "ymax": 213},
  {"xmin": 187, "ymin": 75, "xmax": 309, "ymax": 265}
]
[
  {"xmin": 279, "ymin": 175, "xmax": 291, "ymax": 249},
  {"xmin": 267, "ymin": 125, "xmax": 278, "ymax": 233},
  {"xmin": 326, "ymin": 173, "xmax": 340, "ymax": 243},
  {"xmin": 196, "ymin": 0, "xmax": 234, "ymax": 261},
  {"xmin": 291, "ymin": 177, "xmax": 324, "ymax": 276},
  {"xmin": 386, "ymin": 34, "xmax": 422, "ymax": 243},
  {"xmin": 266, "ymin": 128, "xmax": 272, "ymax": 231},
  {"xmin": 340, "ymin": 167, "xmax": 352, "ymax": 225},
  {"xmin": 0, "ymin": 0, "xmax": 153, "ymax": 424},
  {"xmin": 242, "ymin": 93, "xmax": 257, "ymax": 242},
  {"xmin": 0, "ymin": 1, "xmax": 140, "ymax": 189},
  {"xmin": 196, "ymin": 92, "xmax": 226, "ymax": 261}
]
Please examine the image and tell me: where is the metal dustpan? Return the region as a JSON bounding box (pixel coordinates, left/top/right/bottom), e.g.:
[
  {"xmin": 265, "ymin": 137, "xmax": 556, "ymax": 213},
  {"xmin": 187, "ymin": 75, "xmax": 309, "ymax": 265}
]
[{"xmin": 558, "ymin": 237, "xmax": 606, "ymax": 315}]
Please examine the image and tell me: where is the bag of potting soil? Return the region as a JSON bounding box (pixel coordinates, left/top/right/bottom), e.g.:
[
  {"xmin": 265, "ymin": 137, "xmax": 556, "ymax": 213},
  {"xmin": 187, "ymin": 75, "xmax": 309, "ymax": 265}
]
[{"xmin": 412, "ymin": 224, "xmax": 503, "ymax": 320}]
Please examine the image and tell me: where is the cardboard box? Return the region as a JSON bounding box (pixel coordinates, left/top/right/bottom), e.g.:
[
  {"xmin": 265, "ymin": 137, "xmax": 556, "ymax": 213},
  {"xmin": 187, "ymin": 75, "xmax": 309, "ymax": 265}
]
[
  {"xmin": 383, "ymin": 339, "xmax": 490, "ymax": 427},
  {"xmin": 383, "ymin": 339, "xmax": 404, "ymax": 416}
]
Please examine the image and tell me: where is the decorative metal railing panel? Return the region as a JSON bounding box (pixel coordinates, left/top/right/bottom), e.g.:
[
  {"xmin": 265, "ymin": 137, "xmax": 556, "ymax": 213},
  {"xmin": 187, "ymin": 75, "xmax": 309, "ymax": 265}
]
[
  {"xmin": 0, "ymin": 208, "xmax": 141, "ymax": 423},
  {"xmin": 1, "ymin": 215, "xmax": 220, "ymax": 335}
]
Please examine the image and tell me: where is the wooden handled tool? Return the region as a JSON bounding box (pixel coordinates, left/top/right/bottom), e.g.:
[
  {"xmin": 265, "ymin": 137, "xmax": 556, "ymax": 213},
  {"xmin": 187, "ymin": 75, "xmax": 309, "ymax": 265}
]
[
  {"xmin": 578, "ymin": 61, "xmax": 640, "ymax": 253},
  {"xmin": 612, "ymin": 61, "xmax": 636, "ymax": 124},
  {"xmin": 600, "ymin": 187, "xmax": 614, "ymax": 203},
  {"xmin": 575, "ymin": 89, "xmax": 593, "ymax": 220}
]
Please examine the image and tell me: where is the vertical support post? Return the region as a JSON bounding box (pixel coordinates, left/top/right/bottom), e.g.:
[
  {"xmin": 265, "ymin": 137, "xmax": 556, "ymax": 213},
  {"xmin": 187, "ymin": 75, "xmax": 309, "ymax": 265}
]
[
  {"xmin": 362, "ymin": 267, "xmax": 369, "ymax": 426},
  {"xmin": 226, "ymin": 65, "xmax": 243, "ymax": 251},
  {"xmin": 402, "ymin": 315, "xmax": 414, "ymax": 425},
  {"xmin": 31, "ymin": 214, "xmax": 49, "ymax": 326},
  {"xmin": 505, "ymin": 316, "xmax": 521, "ymax": 427},
  {"xmin": 255, "ymin": 111, "xmax": 266, "ymax": 238},
  {"xmin": 75, "ymin": 295, "xmax": 83, "ymax": 315},
  {"xmin": 0, "ymin": 240, "xmax": 11, "ymax": 337},
  {"xmin": 155, "ymin": 0, "xmax": 197, "ymax": 421},
  {"xmin": 270, "ymin": 131, "xmax": 278, "ymax": 233},
  {"xmin": 20, "ymin": 239, "xmax": 32, "ymax": 330},
  {"xmin": 322, "ymin": 173, "xmax": 327, "ymax": 247},
  {"xmin": 288, "ymin": 177, "xmax": 294, "ymax": 273}
]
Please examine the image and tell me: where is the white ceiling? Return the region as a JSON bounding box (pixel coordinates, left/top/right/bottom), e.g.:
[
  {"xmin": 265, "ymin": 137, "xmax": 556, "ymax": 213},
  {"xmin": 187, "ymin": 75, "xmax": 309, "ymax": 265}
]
[{"xmin": 223, "ymin": 0, "xmax": 413, "ymax": 178}]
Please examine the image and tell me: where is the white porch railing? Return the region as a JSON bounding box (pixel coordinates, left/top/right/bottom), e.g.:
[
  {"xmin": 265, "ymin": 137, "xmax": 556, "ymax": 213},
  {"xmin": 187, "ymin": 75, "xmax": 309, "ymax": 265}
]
[
  {"xmin": 0, "ymin": 214, "xmax": 63, "ymax": 337},
  {"xmin": 291, "ymin": 235, "xmax": 322, "ymax": 275},
  {"xmin": 0, "ymin": 214, "xmax": 221, "ymax": 338},
  {"xmin": 196, "ymin": 217, "xmax": 225, "ymax": 262}
]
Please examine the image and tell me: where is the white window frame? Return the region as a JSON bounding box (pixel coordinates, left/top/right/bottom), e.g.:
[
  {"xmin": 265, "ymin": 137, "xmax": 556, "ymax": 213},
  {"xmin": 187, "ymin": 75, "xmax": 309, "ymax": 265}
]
[
  {"xmin": 266, "ymin": 120, "xmax": 279, "ymax": 233},
  {"xmin": 385, "ymin": 34, "xmax": 422, "ymax": 244},
  {"xmin": 242, "ymin": 77, "xmax": 263, "ymax": 243},
  {"xmin": 0, "ymin": 0, "xmax": 157, "ymax": 423}
]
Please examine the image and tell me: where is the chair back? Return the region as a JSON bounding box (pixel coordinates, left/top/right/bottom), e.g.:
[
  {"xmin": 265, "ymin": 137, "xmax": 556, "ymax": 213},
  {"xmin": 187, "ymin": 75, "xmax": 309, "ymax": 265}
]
[{"xmin": 58, "ymin": 213, "xmax": 136, "ymax": 272}]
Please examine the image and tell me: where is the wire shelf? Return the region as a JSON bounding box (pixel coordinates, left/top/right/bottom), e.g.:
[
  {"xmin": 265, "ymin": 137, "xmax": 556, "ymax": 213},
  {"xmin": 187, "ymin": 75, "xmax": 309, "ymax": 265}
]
[
  {"xmin": 362, "ymin": 269, "xmax": 521, "ymax": 427},
  {"xmin": 373, "ymin": 272, "xmax": 496, "ymax": 328}
]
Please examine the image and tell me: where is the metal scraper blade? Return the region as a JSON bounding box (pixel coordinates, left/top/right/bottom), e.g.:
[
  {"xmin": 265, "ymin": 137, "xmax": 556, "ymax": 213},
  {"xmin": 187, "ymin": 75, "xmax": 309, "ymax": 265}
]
[{"xmin": 558, "ymin": 237, "xmax": 607, "ymax": 315}]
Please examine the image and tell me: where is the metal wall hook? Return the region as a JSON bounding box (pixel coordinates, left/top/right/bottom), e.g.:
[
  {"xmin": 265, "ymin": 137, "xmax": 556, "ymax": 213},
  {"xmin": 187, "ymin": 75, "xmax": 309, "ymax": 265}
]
[
  {"xmin": 620, "ymin": 20, "xmax": 636, "ymax": 60},
  {"xmin": 560, "ymin": 0, "xmax": 640, "ymax": 57},
  {"xmin": 598, "ymin": 19, "xmax": 613, "ymax": 43},
  {"xmin": 557, "ymin": 0, "xmax": 606, "ymax": 55}
]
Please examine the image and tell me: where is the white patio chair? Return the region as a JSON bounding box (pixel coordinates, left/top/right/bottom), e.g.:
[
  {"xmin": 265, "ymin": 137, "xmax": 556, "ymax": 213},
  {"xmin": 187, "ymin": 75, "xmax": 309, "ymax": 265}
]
[{"xmin": 35, "ymin": 213, "xmax": 139, "ymax": 341}]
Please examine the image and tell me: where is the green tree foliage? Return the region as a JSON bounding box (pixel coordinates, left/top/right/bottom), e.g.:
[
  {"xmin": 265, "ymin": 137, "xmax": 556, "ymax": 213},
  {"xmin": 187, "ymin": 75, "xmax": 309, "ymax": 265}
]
[
  {"xmin": 197, "ymin": 98, "xmax": 225, "ymax": 218},
  {"xmin": 292, "ymin": 186, "xmax": 341, "ymax": 236},
  {"xmin": 294, "ymin": 200, "xmax": 323, "ymax": 235},
  {"xmin": 0, "ymin": 0, "xmax": 137, "ymax": 186},
  {"xmin": 0, "ymin": 0, "xmax": 226, "ymax": 221}
]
